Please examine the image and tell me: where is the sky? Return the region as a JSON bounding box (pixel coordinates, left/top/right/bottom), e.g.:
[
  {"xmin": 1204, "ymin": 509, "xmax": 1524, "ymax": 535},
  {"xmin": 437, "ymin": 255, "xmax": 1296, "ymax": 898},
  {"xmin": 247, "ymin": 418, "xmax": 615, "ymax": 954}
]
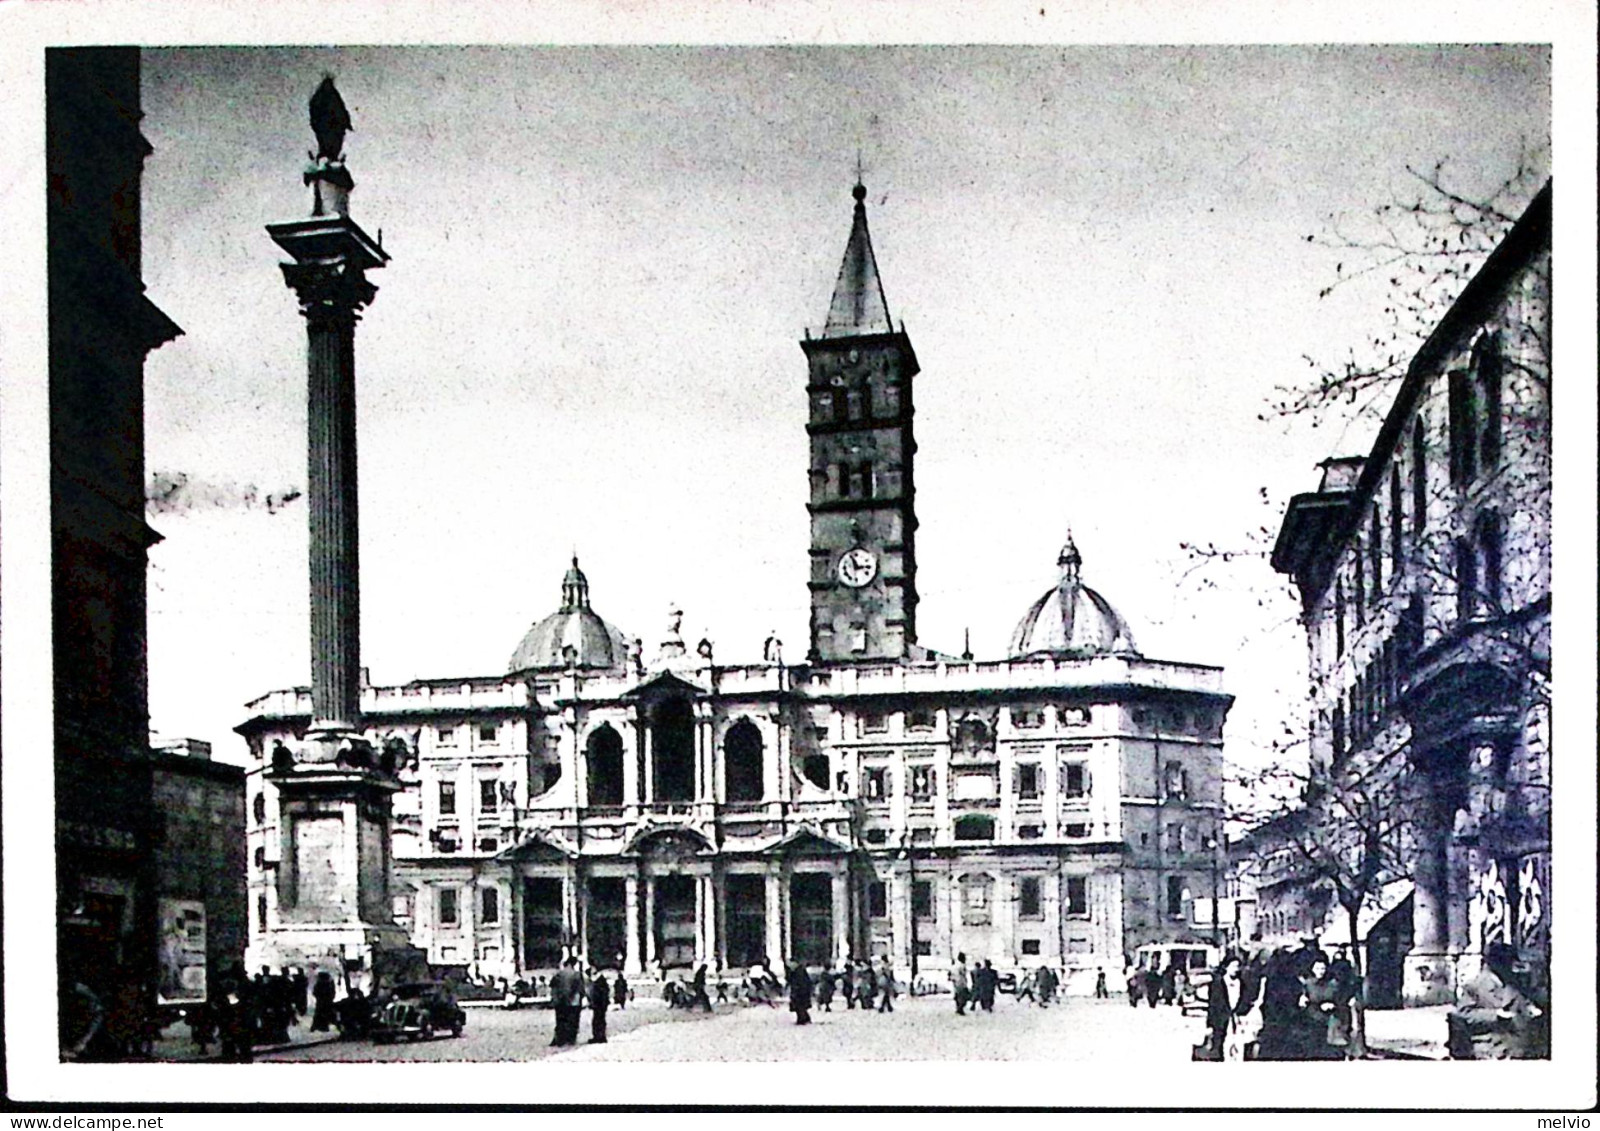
[{"xmin": 136, "ymin": 44, "xmax": 1551, "ymax": 769}]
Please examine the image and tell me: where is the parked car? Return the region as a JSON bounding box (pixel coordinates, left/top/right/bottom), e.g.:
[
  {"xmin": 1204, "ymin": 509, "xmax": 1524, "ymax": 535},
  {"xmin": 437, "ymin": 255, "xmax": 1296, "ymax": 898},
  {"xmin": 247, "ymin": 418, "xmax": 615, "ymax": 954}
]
[
  {"xmin": 1133, "ymin": 942, "xmax": 1221, "ymax": 1015},
  {"xmin": 370, "ymin": 982, "xmax": 466, "ymax": 1043}
]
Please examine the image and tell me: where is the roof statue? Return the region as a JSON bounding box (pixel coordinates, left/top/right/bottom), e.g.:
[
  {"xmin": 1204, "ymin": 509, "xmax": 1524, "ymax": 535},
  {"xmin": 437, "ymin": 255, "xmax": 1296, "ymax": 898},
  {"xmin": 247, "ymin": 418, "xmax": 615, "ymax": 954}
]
[
  {"xmin": 309, "ymin": 75, "xmax": 352, "ymax": 162},
  {"xmin": 822, "ymin": 182, "xmax": 894, "ymax": 338}
]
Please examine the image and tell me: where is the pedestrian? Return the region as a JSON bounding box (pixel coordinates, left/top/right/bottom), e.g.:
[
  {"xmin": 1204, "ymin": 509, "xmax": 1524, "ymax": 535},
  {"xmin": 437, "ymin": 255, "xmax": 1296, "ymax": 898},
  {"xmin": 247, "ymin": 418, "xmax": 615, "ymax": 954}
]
[
  {"xmin": 877, "ymin": 957, "xmax": 896, "ymax": 1013},
  {"xmin": 787, "ymin": 961, "xmax": 813, "ymax": 1025},
  {"xmin": 310, "ymin": 971, "xmax": 337, "ymax": 1032},
  {"xmin": 185, "ymin": 1000, "xmax": 216, "ymax": 1056},
  {"xmin": 291, "ymin": 967, "xmax": 309, "ymax": 1016},
  {"xmin": 1094, "ymin": 965, "xmax": 1108, "ymax": 999},
  {"xmin": 549, "ymin": 956, "xmax": 583, "ymax": 1047},
  {"xmin": 977, "ymin": 960, "xmax": 998, "ymax": 1012},
  {"xmin": 1015, "ymin": 967, "xmax": 1037, "ymax": 1004},
  {"xmin": 857, "ymin": 960, "xmax": 877, "ymax": 1012},
  {"xmin": 691, "ymin": 963, "xmax": 714, "ymax": 1011},
  {"xmin": 716, "ymin": 974, "xmax": 730, "ymax": 1003},
  {"xmin": 842, "ymin": 960, "xmax": 858, "ymax": 1010},
  {"xmin": 1298, "ymin": 956, "xmax": 1346, "ymax": 1060},
  {"xmin": 1159, "ymin": 962, "xmax": 1178, "ymax": 1006},
  {"xmin": 1125, "ymin": 964, "xmax": 1142, "ymax": 1007},
  {"xmin": 587, "ymin": 969, "xmax": 610, "ymax": 1044},
  {"xmin": 1173, "ymin": 964, "xmax": 1190, "ymax": 1008},
  {"xmin": 217, "ymin": 983, "xmax": 254, "ymax": 1063},
  {"xmin": 952, "ymin": 953, "xmax": 972, "ymax": 1016},
  {"xmin": 1206, "ymin": 954, "xmax": 1262, "ymax": 1061},
  {"xmin": 1038, "ymin": 963, "xmax": 1058, "ymax": 1007},
  {"xmin": 614, "ymin": 966, "xmax": 628, "ymax": 1011},
  {"xmin": 1448, "ymin": 942, "xmax": 1546, "ymax": 1060},
  {"xmin": 817, "ymin": 966, "xmax": 835, "ymax": 1012}
]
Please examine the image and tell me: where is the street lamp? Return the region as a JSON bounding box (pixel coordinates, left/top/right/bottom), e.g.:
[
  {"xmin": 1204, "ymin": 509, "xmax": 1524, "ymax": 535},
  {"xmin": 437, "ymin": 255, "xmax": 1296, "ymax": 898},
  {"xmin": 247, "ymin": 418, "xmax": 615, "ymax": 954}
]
[
  {"xmin": 1206, "ymin": 835, "xmax": 1221, "ymax": 947},
  {"xmin": 900, "ymin": 830, "xmax": 919, "ymax": 983}
]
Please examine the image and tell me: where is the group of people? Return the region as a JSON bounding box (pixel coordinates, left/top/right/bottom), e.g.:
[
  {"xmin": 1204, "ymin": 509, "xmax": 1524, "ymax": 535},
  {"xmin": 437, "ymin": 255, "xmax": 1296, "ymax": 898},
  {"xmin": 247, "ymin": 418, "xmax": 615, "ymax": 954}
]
[
  {"xmin": 950, "ymin": 954, "xmax": 1005, "ymax": 1015},
  {"xmin": 547, "ymin": 956, "xmax": 629, "ymax": 1047},
  {"xmin": 1202, "ymin": 942, "xmax": 1364, "ymax": 1061},
  {"xmin": 1127, "ymin": 962, "xmax": 1191, "ymax": 1009}
]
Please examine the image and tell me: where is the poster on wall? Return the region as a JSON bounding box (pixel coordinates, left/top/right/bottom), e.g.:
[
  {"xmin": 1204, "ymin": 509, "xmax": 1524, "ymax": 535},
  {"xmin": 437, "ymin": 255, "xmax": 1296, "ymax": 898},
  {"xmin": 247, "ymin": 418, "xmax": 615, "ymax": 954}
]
[{"xmin": 156, "ymin": 898, "xmax": 208, "ymax": 1005}]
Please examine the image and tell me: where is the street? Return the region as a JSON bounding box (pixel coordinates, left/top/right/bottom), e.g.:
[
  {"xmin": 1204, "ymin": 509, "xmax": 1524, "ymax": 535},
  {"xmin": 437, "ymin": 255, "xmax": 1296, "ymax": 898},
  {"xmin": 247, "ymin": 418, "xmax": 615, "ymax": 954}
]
[{"xmin": 256, "ymin": 995, "xmax": 1203, "ymax": 1063}]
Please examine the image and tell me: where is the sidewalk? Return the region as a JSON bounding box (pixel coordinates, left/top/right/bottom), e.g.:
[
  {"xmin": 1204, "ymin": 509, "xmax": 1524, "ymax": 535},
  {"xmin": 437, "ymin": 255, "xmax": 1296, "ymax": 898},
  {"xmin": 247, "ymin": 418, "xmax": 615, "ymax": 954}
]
[
  {"xmin": 148, "ymin": 1017, "xmax": 343, "ymax": 1062},
  {"xmin": 1362, "ymin": 1004, "xmax": 1451, "ymax": 1060}
]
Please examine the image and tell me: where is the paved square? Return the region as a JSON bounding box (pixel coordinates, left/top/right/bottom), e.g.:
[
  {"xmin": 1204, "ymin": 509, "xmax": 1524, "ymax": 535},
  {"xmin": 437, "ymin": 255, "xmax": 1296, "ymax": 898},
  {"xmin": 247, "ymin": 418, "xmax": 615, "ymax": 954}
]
[{"xmin": 259, "ymin": 996, "xmax": 1202, "ymax": 1062}]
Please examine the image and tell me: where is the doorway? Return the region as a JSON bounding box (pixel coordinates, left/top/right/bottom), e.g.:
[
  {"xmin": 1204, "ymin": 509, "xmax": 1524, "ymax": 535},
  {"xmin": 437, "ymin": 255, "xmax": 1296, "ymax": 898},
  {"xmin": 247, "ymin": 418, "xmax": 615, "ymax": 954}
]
[
  {"xmin": 790, "ymin": 872, "xmax": 833, "ymax": 966},
  {"xmin": 522, "ymin": 877, "xmax": 564, "ymax": 969},
  {"xmin": 653, "ymin": 874, "xmax": 696, "ymax": 969}
]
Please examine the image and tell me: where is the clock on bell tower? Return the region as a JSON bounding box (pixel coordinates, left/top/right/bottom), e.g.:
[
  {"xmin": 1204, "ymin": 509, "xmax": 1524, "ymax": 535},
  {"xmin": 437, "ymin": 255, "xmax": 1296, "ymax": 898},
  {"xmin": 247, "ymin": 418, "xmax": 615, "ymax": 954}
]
[{"xmin": 802, "ymin": 181, "xmax": 920, "ymax": 662}]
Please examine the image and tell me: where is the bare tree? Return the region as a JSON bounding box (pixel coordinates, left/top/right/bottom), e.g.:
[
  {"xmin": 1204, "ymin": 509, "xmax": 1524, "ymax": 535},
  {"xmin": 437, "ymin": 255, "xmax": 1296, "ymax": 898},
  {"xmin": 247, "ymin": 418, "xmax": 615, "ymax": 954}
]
[{"xmin": 1269, "ymin": 143, "xmax": 1548, "ymax": 425}]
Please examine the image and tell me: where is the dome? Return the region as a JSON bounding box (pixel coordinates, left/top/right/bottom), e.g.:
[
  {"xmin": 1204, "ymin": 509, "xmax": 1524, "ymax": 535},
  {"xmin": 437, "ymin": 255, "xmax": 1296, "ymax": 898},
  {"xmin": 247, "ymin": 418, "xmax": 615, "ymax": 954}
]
[
  {"xmin": 508, "ymin": 557, "xmax": 633, "ymax": 673},
  {"xmin": 1007, "ymin": 534, "xmax": 1139, "ymax": 659}
]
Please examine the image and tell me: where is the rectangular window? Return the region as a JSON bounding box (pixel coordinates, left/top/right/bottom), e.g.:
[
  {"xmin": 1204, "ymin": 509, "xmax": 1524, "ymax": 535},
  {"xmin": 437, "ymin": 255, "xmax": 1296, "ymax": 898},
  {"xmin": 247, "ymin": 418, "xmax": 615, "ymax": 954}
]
[
  {"xmin": 1479, "ymin": 511, "xmax": 1503, "ymax": 610},
  {"xmin": 1353, "ymin": 552, "xmax": 1365, "ymax": 626},
  {"xmin": 816, "ymin": 391, "xmax": 834, "ymax": 423},
  {"xmin": 913, "ymin": 880, "xmax": 933, "ymax": 919},
  {"xmin": 478, "ymin": 723, "xmax": 498, "ymax": 744},
  {"xmin": 1390, "ymin": 464, "xmax": 1404, "ymax": 573},
  {"xmin": 481, "ymin": 887, "xmax": 499, "ymax": 924},
  {"xmin": 1455, "ymin": 536, "xmax": 1478, "ymax": 622},
  {"xmin": 906, "ymin": 707, "xmax": 936, "ymax": 731},
  {"xmin": 1021, "ymin": 938, "xmax": 1042, "ymax": 956},
  {"xmin": 1019, "ymin": 876, "xmax": 1042, "ymax": 918},
  {"xmin": 910, "ymin": 764, "xmax": 935, "ymax": 801},
  {"xmin": 1334, "ymin": 580, "xmax": 1345, "ymax": 658},
  {"xmin": 1479, "ymin": 338, "xmax": 1502, "ymax": 471},
  {"xmin": 480, "ymin": 778, "xmax": 498, "ymax": 812},
  {"xmin": 439, "ymin": 781, "xmax": 457, "ymax": 816},
  {"xmin": 914, "ymin": 939, "xmax": 933, "ymax": 957},
  {"xmin": 1062, "ymin": 822, "xmax": 1089, "ymax": 839},
  {"xmin": 1412, "ymin": 417, "xmax": 1428, "ymax": 535},
  {"xmin": 867, "ymin": 881, "xmax": 888, "ymax": 919},
  {"xmin": 1017, "ymin": 763, "xmax": 1041, "ymax": 800},
  {"xmin": 438, "ymin": 726, "xmax": 456, "ymax": 746},
  {"xmin": 846, "ymin": 388, "xmax": 863, "ymax": 421},
  {"xmin": 1012, "ymin": 707, "xmax": 1045, "ymax": 729},
  {"xmin": 863, "ymin": 767, "xmax": 889, "ymax": 802},
  {"xmin": 1061, "ymin": 762, "xmax": 1089, "ymax": 799},
  {"xmin": 1370, "ymin": 505, "xmax": 1383, "ymax": 601},
  {"xmin": 1449, "ymin": 369, "xmax": 1477, "ymax": 485},
  {"xmin": 1166, "ymin": 875, "xmax": 1185, "ymax": 919},
  {"xmin": 438, "ymin": 887, "xmax": 459, "ymax": 927},
  {"xmin": 858, "ymin": 710, "xmax": 889, "ymax": 735},
  {"xmin": 1065, "ymin": 876, "xmax": 1088, "ymax": 917}
]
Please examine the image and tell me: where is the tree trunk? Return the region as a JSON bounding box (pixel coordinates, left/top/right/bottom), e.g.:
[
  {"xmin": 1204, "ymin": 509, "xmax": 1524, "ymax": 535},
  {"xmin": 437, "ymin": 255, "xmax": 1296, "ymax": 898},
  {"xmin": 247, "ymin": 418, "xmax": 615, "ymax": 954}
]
[{"xmin": 1348, "ymin": 905, "xmax": 1368, "ymax": 1059}]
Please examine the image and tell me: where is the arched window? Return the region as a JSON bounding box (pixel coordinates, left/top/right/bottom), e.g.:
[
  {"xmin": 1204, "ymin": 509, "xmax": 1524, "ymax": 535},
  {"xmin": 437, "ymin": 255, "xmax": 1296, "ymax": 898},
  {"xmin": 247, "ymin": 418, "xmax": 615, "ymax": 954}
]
[
  {"xmin": 724, "ymin": 719, "xmax": 764, "ymax": 803},
  {"xmin": 954, "ymin": 814, "xmax": 995, "ymax": 842},
  {"xmin": 585, "ymin": 724, "xmax": 624, "ymax": 807},
  {"xmin": 651, "ymin": 698, "xmax": 696, "ymax": 803},
  {"xmin": 252, "ymin": 793, "xmax": 267, "ymax": 825}
]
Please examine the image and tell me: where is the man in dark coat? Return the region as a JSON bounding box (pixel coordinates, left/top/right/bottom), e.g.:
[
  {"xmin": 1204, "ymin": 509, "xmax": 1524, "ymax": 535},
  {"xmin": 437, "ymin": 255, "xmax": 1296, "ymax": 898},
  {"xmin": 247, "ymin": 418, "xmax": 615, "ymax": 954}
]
[
  {"xmin": 877, "ymin": 957, "xmax": 896, "ymax": 1013},
  {"xmin": 549, "ymin": 957, "xmax": 584, "ymax": 1047},
  {"xmin": 587, "ymin": 970, "xmax": 610, "ymax": 1044},
  {"xmin": 691, "ymin": 963, "xmax": 714, "ymax": 1011},
  {"xmin": 817, "ymin": 967, "xmax": 836, "ymax": 1011},
  {"xmin": 787, "ymin": 962, "xmax": 813, "ymax": 1025},
  {"xmin": 291, "ymin": 968, "xmax": 309, "ymax": 1016},
  {"xmin": 310, "ymin": 971, "xmax": 337, "ymax": 1032},
  {"xmin": 977, "ymin": 960, "xmax": 998, "ymax": 1012},
  {"xmin": 613, "ymin": 961, "xmax": 628, "ymax": 1010}
]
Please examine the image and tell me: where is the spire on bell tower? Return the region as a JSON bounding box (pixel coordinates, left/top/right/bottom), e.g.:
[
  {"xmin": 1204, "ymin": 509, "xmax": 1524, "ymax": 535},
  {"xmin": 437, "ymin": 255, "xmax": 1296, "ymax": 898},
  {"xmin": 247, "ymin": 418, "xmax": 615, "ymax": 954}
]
[{"xmin": 822, "ymin": 180, "xmax": 894, "ymax": 338}]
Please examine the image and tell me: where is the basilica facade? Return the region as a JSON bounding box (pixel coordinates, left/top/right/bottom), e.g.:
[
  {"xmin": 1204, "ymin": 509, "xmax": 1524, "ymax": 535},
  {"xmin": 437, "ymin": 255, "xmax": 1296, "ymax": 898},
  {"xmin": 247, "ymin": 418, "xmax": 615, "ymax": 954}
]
[{"xmin": 239, "ymin": 185, "xmax": 1231, "ymax": 990}]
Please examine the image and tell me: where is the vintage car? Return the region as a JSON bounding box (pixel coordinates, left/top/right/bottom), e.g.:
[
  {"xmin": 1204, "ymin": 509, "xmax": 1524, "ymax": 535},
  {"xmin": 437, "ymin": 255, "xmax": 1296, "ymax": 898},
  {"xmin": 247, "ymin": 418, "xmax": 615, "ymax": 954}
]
[
  {"xmin": 370, "ymin": 982, "xmax": 467, "ymax": 1043},
  {"xmin": 1133, "ymin": 942, "xmax": 1222, "ymax": 1015}
]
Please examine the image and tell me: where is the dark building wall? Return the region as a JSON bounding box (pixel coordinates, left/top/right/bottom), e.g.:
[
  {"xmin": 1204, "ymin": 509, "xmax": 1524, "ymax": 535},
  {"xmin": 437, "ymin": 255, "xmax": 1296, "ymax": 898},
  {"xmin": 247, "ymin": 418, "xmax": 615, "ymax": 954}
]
[
  {"xmin": 48, "ymin": 46, "xmax": 180, "ymax": 1042},
  {"xmin": 152, "ymin": 759, "xmax": 248, "ymax": 991}
]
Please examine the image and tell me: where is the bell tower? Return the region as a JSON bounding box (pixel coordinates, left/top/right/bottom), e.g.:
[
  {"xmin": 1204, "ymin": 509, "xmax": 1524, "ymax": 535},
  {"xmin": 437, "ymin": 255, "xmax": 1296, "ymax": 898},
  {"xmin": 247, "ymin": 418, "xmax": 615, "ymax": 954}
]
[{"xmin": 803, "ymin": 182, "xmax": 920, "ymax": 662}]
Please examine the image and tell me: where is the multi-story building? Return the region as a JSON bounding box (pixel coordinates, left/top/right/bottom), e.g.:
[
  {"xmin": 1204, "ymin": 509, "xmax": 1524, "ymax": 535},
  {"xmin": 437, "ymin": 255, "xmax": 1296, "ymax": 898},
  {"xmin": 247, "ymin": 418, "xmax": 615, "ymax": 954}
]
[
  {"xmin": 240, "ymin": 183, "xmax": 1232, "ymax": 990},
  {"xmin": 1271, "ymin": 182, "xmax": 1550, "ymax": 1009},
  {"xmin": 48, "ymin": 47, "xmax": 187, "ymax": 1044}
]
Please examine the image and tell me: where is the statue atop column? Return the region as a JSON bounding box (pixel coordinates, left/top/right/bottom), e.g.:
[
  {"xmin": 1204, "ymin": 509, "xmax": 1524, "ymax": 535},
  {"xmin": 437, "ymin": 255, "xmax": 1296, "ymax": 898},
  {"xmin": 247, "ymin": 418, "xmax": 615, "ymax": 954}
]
[{"xmin": 306, "ymin": 75, "xmax": 355, "ymax": 217}]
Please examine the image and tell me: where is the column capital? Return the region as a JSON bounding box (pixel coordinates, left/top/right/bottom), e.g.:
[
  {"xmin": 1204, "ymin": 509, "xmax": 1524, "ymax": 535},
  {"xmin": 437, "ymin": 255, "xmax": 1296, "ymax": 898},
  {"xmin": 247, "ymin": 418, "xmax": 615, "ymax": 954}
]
[{"xmin": 280, "ymin": 258, "xmax": 378, "ymax": 325}]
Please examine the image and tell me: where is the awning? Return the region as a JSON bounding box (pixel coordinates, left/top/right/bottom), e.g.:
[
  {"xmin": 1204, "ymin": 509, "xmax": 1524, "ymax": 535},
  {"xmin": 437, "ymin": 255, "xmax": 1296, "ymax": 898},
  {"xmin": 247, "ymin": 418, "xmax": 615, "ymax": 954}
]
[{"xmin": 1319, "ymin": 878, "xmax": 1413, "ymax": 946}]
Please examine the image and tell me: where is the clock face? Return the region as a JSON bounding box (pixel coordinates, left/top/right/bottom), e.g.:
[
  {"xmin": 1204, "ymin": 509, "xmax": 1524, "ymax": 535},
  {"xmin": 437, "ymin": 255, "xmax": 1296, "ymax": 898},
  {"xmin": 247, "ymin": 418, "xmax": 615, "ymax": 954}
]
[{"xmin": 837, "ymin": 547, "xmax": 878, "ymax": 588}]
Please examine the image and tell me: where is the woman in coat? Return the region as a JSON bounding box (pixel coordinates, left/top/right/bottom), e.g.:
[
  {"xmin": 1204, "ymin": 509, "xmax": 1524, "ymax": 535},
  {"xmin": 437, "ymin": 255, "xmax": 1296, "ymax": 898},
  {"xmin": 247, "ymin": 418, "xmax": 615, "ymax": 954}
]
[
  {"xmin": 310, "ymin": 971, "xmax": 337, "ymax": 1032},
  {"xmin": 1206, "ymin": 954, "xmax": 1261, "ymax": 1061},
  {"xmin": 787, "ymin": 962, "xmax": 813, "ymax": 1025},
  {"xmin": 1298, "ymin": 956, "xmax": 1347, "ymax": 1060}
]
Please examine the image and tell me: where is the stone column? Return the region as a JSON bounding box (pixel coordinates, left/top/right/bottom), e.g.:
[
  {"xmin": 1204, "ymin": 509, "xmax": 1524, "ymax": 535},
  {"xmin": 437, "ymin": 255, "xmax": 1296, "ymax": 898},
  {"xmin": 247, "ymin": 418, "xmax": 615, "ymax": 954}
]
[
  {"xmin": 1405, "ymin": 787, "xmax": 1456, "ymax": 1005},
  {"xmin": 832, "ymin": 867, "xmax": 850, "ymax": 965},
  {"xmin": 643, "ymin": 878, "xmax": 658, "ymax": 969},
  {"xmin": 765, "ymin": 868, "xmax": 785, "ymax": 966},
  {"xmin": 623, "ymin": 875, "xmax": 642, "ymax": 976},
  {"xmin": 621, "ymin": 713, "xmax": 640, "ymax": 809}
]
